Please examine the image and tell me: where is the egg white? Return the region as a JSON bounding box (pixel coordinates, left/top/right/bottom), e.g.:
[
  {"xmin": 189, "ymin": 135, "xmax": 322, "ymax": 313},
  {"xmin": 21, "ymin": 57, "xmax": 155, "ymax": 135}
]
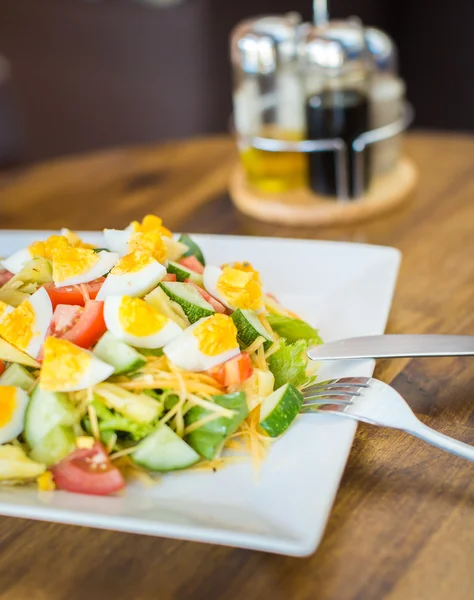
[
  {"xmin": 103, "ymin": 296, "xmax": 183, "ymax": 349},
  {"xmin": 21, "ymin": 287, "xmax": 53, "ymax": 359},
  {"xmin": 52, "ymin": 250, "xmax": 119, "ymax": 287},
  {"xmin": 0, "ymin": 303, "xmax": 14, "ymax": 324},
  {"xmin": 1, "ymin": 248, "xmax": 35, "ymax": 275},
  {"xmin": 202, "ymin": 265, "xmax": 233, "ymax": 310},
  {"xmin": 61, "ymin": 354, "xmax": 115, "ymax": 392},
  {"xmin": 163, "ymin": 318, "xmax": 240, "ymax": 372},
  {"xmin": 103, "ymin": 229, "xmax": 132, "ymax": 257},
  {"xmin": 0, "ymin": 387, "xmax": 30, "ymax": 444},
  {"xmin": 96, "ymin": 259, "xmax": 166, "ymax": 300}
]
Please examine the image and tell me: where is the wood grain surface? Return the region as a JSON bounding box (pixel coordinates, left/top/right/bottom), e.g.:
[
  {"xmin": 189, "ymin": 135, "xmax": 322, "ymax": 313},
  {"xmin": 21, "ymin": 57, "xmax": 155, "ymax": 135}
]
[{"xmin": 0, "ymin": 132, "xmax": 474, "ymax": 600}]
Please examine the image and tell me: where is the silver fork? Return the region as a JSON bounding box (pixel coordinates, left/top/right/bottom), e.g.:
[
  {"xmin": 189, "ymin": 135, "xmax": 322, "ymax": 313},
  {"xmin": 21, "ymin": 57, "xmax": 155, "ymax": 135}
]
[{"xmin": 301, "ymin": 377, "xmax": 474, "ymax": 461}]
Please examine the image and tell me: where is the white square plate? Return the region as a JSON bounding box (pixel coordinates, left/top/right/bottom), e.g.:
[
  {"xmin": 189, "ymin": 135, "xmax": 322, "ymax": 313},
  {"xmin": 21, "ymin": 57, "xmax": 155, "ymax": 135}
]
[{"xmin": 0, "ymin": 231, "xmax": 400, "ymax": 556}]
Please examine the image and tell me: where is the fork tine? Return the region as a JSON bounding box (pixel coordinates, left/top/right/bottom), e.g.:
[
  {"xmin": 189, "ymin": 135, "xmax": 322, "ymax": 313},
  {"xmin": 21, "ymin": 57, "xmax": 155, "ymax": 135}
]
[
  {"xmin": 302, "ymin": 395, "xmax": 354, "ymax": 406},
  {"xmin": 303, "ymin": 389, "xmax": 361, "ymax": 399},
  {"xmin": 303, "ymin": 377, "xmax": 370, "ymax": 394}
]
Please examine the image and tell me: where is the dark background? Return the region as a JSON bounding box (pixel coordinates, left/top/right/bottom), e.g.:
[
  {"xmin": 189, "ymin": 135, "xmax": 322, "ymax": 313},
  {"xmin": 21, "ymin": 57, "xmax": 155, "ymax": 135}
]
[{"xmin": 0, "ymin": 0, "xmax": 472, "ymax": 163}]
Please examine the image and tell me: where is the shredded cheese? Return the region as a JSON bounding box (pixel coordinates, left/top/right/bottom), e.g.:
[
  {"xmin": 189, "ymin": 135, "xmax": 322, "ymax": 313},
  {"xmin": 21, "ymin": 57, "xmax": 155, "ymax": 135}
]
[
  {"xmin": 87, "ymin": 403, "xmax": 100, "ymax": 441},
  {"xmin": 244, "ymin": 335, "xmax": 266, "ymax": 356}
]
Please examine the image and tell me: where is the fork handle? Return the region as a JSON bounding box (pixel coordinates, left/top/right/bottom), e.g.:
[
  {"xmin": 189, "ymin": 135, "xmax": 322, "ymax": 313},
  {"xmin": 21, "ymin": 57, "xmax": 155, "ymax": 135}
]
[{"xmin": 407, "ymin": 422, "xmax": 474, "ymax": 462}]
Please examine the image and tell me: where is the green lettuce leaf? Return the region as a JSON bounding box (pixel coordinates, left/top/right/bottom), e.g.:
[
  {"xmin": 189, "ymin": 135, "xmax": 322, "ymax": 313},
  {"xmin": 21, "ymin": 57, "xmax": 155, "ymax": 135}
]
[
  {"xmin": 266, "ymin": 314, "xmax": 323, "ymax": 345},
  {"xmin": 87, "ymin": 400, "xmax": 154, "ymax": 442},
  {"xmin": 268, "ymin": 339, "xmax": 314, "ymax": 390}
]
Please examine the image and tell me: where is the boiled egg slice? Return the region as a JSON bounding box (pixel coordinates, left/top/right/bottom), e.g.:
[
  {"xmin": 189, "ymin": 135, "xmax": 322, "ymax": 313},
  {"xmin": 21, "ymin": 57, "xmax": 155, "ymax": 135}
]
[
  {"xmin": 103, "ymin": 295, "xmax": 183, "ymax": 349},
  {"xmin": 0, "ymin": 287, "xmax": 53, "ymax": 358},
  {"xmin": 96, "ymin": 251, "xmax": 166, "ymax": 300},
  {"xmin": 203, "ymin": 265, "xmax": 265, "ymax": 312},
  {"xmin": 0, "ymin": 386, "xmax": 30, "ymax": 444},
  {"xmin": 51, "ymin": 247, "xmax": 119, "ymax": 287},
  {"xmin": 1, "ymin": 235, "xmax": 71, "ymax": 275},
  {"xmin": 163, "ymin": 313, "xmax": 240, "ymax": 371},
  {"xmin": 0, "ymin": 301, "xmax": 14, "ymax": 324},
  {"xmin": 103, "ymin": 228, "xmax": 168, "ymax": 265},
  {"xmin": 39, "ymin": 337, "xmax": 114, "ymax": 392}
]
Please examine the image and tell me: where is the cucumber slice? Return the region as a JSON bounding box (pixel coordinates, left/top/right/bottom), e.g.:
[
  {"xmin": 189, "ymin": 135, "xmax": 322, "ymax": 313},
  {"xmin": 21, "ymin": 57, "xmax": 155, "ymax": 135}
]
[
  {"xmin": 160, "ymin": 282, "xmax": 214, "ymax": 324},
  {"xmin": 0, "ymin": 339, "xmax": 40, "ymax": 368},
  {"xmin": 29, "ymin": 425, "xmax": 76, "ymax": 467},
  {"xmin": 93, "ymin": 332, "xmax": 147, "ymax": 374},
  {"xmin": 231, "ymin": 309, "xmax": 274, "ymax": 350},
  {"xmin": 259, "ymin": 383, "xmax": 303, "ymax": 438},
  {"xmin": 167, "ymin": 261, "xmax": 203, "ymax": 286},
  {"xmin": 145, "ymin": 286, "xmax": 190, "ymax": 329},
  {"xmin": 178, "ymin": 234, "xmax": 206, "ymax": 266},
  {"xmin": 0, "ymin": 363, "xmax": 35, "ymax": 391},
  {"xmin": 24, "ymin": 386, "xmax": 78, "ymax": 448},
  {"xmin": 185, "ymin": 392, "xmax": 248, "ymax": 460},
  {"xmin": 132, "ymin": 423, "xmax": 200, "ymax": 471}
]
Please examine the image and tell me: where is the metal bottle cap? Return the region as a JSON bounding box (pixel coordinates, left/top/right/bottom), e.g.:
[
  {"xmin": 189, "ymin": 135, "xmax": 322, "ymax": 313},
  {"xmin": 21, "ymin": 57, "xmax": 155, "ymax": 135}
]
[{"xmin": 230, "ymin": 13, "xmax": 302, "ymax": 74}]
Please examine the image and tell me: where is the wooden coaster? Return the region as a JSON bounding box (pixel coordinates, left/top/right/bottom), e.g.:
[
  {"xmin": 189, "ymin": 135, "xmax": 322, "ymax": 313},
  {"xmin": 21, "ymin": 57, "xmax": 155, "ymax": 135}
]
[{"xmin": 229, "ymin": 156, "xmax": 418, "ymax": 226}]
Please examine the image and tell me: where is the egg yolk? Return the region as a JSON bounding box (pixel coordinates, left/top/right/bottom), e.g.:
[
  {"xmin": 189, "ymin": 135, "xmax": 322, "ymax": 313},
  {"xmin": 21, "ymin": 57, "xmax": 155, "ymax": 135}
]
[
  {"xmin": 130, "ymin": 214, "xmax": 172, "ymax": 238},
  {"xmin": 29, "ymin": 235, "xmax": 70, "ymax": 260},
  {"xmin": 40, "ymin": 337, "xmax": 92, "ymax": 390},
  {"xmin": 118, "ymin": 296, "xmax": 169, "ymax": 336},
  {"xmin": 0, "ymin": 300, "xmax": 37, "ymax": 352},
  {"xmin": 223, "ymin": 261, "xmax": 262, "ymax": 286},
  {"xmin": 192, "ymin": 314, "xmax": 238, "ymax": 356},
  {"xmin": 111, "ymin": 251, "xmax": 153, "ymax": 275},
  {"xmin": 52, "ymin": 247, "xmax": 99, "ymax": 284},
  {"xmin": 217, "ymin": 267, "xmax": 263, "ymax": 311},
  {"xmin": 0, "ymin": 387, "xmax": 17, "ymax": 428},
  {"xmin": 129, "ymin": 231, "xmax": 167, "ymax": 265}
]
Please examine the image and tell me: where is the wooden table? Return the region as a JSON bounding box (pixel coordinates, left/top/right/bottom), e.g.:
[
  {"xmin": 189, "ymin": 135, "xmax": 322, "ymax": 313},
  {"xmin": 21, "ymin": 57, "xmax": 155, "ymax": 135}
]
[{"xmin": 1, "ymin": 132, "xmax": 474, "ymax": 600}]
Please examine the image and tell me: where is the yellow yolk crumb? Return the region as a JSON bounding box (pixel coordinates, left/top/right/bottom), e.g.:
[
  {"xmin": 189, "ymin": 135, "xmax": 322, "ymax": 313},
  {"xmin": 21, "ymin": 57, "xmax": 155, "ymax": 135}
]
[
  {"xmin": 0, "ymin": 300, "xmax": 37, "ymax": 352},
  {"xmin": 61, "ymin": 229, "xmax": 96, "ymax": 250},
  {"xmin": 118, "ymin": 296, "xmax": 168, "ymax": 336},
  {"xmin": 40, "ymin": 337, "xmax": 92, "ymax": 390},
  {"xmin": 51, "ymin": 247, "xmax": 99, "ymax": 284},
  {"xmin": 111, "ymin": 251, "xmax": 153, "ymax": 275},
  {"xmin": 29, "ymin": 235, "xmax": 70, "ymax": 260},
  {"xmin": 217, "ymin": 267, "xmax": 263, "ymax": 311},
  {"xmin": 0, "ymin": 387, "xmax": 17, "ymax": 428},
  {"xmin": 37, "ymin": 471, "xmax": 56, "ymax": 491},
  {"xmin": 130, "ymin": 214, "xmax": 172, "ymax": 238},
  {"xmin": 192, "ymin": 314, "xmax": 238, "ymax": 356}
]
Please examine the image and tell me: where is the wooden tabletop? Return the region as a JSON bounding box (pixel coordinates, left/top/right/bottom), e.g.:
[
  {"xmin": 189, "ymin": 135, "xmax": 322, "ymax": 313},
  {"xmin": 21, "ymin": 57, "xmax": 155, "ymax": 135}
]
[{"xmin": 1, "ymin": 132, "xmax": 474, "ymax": 600}]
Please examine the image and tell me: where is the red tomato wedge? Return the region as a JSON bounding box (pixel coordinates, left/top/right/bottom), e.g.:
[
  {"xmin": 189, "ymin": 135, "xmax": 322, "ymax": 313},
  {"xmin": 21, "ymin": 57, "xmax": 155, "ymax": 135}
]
[
  {"xmin": 208, "ymin": 352, "xmax": 253, "ymax": 388},
  {"xmin": 0, "ymin": 361, "xmax": 5, "ymax": 376},
  {"xmin": 185, "ymin": 280, "xmax": 226, "ymax": 313},
  {"xmin": 43, "ymin": 277, "xmax": 105, "ymax": 308},
  {"xmin": 39, "ymin": 301, "xmax": 107, "ymax": 359},
  {"xmin": 51, "ymin": 443, "xmax": 125, "ymax": 496},
  {"xmin": 162, "ymin": 273, "xmax": 177, "ymax": 282},
  {"xmin": 179, "ymin": 256, "xmax": 204, "ymax": 274},
  {"xmin": 0, "ymin": 270, "xmax": 13, "ymax": 287}
]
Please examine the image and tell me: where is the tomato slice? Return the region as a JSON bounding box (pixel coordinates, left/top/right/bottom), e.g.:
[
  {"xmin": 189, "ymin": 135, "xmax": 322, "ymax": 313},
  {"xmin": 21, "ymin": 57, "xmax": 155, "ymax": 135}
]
[
  {"xmin": 185, "ymin": 280, "xmax": 227, "ymax": 313},
  {"xmin": 162, "ymin": 273, "xmax": 177, "ymax": 282},
  {"xmin": 179, "ymin": 256, "xmax": 204, "ymax": 274},
  {"xmin": 43, "ymin": 278, "xmax": 105, "ymax": 308},
  {"xmin": 51, "ymin": 442, "xmax": 125, "ymax": 496},
  {"xmin": 40, "ymin": 301, "xmax": 106, "ymax": 357},
  {"xmin": 0, "ymin": 270, "xmax": 13, "ymax": 287},
  {"xmin": 208, "ymin": 352, "xmax": 253, "ymax": 388},
  {"xmin": 0, "ymin": 361, "xmax": 5, "ymax": 376}
]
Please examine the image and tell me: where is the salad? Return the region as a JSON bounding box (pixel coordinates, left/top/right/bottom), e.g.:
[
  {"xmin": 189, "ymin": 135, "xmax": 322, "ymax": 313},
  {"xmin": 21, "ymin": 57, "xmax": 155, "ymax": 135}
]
[{"xmin": 0, "ymin": 216, "xmax": 322, "ymax": 495}]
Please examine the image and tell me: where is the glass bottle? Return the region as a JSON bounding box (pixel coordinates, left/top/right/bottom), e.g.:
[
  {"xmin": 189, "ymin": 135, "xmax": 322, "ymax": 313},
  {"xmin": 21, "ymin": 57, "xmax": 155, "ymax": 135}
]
[{"xmin": 230, "ymin": 14, "xmax": 307, "ymax": 193}]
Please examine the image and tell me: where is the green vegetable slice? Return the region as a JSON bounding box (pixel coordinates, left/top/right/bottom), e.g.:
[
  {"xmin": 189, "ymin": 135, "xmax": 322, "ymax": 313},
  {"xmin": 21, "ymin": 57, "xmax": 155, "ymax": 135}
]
[
  {"xmin": 266, "ymin": 314, "xmax": 322, "ymax": 345},
  {"xmin": 259, "ymin": 383, "xmax": 303, "ymax": 437},
  {"xmin": 132, "ymin": 423, "xmax": 200, "ymax": 471},
  {"xmin": 185, "ymin": 392, "xmax": 248, "ymax": 460},
  {"xmin": 231, "ymin": 309, "xmax": 274, "ymax": 350}
]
